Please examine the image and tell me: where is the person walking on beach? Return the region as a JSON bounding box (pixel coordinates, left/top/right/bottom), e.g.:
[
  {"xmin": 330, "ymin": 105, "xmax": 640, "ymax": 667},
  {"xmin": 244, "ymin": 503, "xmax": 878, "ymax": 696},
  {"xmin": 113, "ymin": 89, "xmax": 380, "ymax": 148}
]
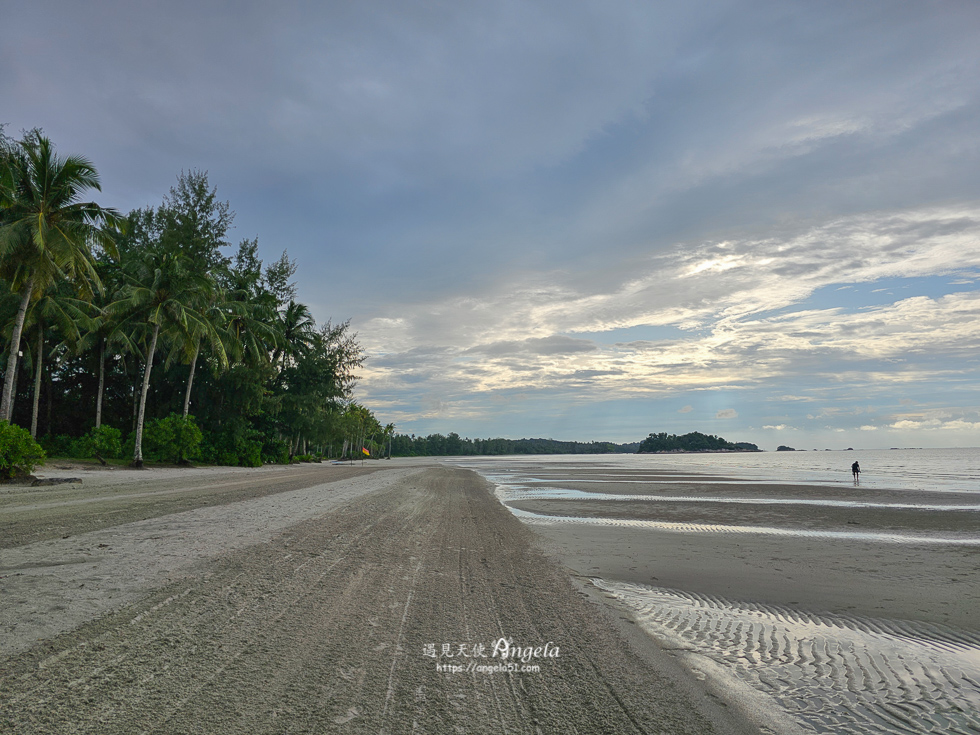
[{"xmin": 851, "ymin": 461, "xmax": 861, "ymax": 483}]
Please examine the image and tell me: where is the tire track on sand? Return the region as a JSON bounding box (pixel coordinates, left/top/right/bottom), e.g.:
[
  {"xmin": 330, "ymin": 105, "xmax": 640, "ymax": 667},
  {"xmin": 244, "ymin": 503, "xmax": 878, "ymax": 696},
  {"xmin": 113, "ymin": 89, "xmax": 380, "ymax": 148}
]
[{"xmin": 1, "ymin": 466, "xmax": 748, "ymax": 734}]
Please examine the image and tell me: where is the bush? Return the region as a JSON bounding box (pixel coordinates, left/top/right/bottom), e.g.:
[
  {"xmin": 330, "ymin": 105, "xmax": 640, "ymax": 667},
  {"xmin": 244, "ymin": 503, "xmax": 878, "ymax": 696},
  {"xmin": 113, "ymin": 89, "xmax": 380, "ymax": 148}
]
[
  {"xmin": 40, "ymin": 433, "xmax": 74, "ymax": 457},
  {"xmin": 122, "ymin": 431, "xmax": 136, "ymax": 461},
  {"xmin": 71, "ymin": 425, "xmax": 123, "ymax": 461},
  {"xmin": 144, "ymin": 414, "xmax": 203, "ymax": 464},
  {"xmin": 239, "ymin": 441, "xmax": 262, "ymax": 467},
  {"xmin": 0, "ymin": 421, "xmax": 47, "ymax": 479},
  {"xmin": 261, "ymin": 437, "xmax": 290, "ymax": 465},
  {"xmin": 201, "ymin": 423, "xmax": 263, "ymax": 467}
]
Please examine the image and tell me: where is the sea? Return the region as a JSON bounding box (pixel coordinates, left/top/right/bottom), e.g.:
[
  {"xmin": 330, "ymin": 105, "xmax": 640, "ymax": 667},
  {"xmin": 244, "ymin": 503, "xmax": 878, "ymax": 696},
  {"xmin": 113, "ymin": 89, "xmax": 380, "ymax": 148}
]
[{"xmin": 450, "ymin": 448, "xmax": 980, "ymax": 735}]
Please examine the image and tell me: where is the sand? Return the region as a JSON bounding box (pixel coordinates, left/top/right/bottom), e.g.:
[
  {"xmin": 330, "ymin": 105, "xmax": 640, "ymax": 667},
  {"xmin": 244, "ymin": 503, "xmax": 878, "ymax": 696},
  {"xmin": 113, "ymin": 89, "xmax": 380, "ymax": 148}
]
[
  {"xmin": 4, "ymin": 458, "xmax": 975, "ymax": 733},
  {"xmin": 0, "ymin": 459, "xmax": 751, "ymax": 734}
]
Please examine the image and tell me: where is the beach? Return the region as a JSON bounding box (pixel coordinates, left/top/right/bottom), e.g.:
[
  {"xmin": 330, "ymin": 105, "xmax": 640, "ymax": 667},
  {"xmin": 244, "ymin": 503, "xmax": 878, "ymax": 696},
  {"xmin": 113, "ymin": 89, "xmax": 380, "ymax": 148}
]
[
  {"xmin": 2, "ymin": 457, "xmax": 978, "ymax": 733},
  {"xmin": 0, "ymin": 459, "xmax": 750, "ymax": 734}
]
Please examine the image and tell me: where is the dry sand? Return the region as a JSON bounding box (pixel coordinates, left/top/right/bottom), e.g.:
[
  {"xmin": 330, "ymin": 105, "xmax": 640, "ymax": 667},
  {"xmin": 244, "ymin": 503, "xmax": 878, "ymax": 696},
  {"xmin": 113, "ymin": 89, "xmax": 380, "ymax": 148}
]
[{"xmin": 0, "ymin": 459, "xmax": 752, "ymax": 734}]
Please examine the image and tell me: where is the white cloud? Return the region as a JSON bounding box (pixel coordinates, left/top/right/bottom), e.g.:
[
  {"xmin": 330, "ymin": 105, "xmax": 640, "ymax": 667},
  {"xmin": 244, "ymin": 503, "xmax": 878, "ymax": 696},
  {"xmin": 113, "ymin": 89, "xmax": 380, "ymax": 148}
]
[{"xmin": 888, "ymin": 418, "xmax": 980, "ymax": 432}]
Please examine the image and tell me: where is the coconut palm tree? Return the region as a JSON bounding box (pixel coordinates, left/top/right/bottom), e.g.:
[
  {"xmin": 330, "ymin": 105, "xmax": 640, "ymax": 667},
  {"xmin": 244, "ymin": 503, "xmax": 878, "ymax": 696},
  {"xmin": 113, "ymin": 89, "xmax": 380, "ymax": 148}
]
[
  {"xmin": 0, "ymin": 134, "xmax": 121, "ymax": 422},
  {"xmin": 19, "ymin": 286, "xmax": 91, "ymax": 436},
  {"xmin": 161, "ymin": 280, "xmax": 230, "ymax": 418},
  {"xmin": 271, "ymin": 300, "xmax": 318, "ymax": 372},
  {"xmin": 77, "ymin": 264, "xmax": 136, "ymax": 429},
  {"xmin": 109, "ymin": 248, "xmax": 222, "ymax": 467}
]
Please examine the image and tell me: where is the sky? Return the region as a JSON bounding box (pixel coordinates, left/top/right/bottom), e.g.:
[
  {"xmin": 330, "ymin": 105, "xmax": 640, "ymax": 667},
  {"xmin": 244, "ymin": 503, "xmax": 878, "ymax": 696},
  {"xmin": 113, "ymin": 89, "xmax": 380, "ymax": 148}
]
[{"xmin": 3, "ymin": 0, "xmax": 980, "ymax": 449}]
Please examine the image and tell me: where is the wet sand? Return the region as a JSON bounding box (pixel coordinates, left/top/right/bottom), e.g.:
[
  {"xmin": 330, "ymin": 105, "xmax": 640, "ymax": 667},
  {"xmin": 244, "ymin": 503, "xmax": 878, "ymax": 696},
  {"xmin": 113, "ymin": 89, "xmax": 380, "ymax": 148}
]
[
  {"xmin": 482, "ymin": 461, "xmax": 980, "ymax": 733},
  {"xmin": 508, "ymin": 477, "xmax": 980, "ymax": 628}
]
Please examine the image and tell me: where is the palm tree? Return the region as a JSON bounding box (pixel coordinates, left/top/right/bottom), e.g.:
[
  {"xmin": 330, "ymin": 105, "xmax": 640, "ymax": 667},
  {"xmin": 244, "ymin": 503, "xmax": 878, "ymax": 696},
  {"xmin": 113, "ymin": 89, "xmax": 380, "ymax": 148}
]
[
  {"xmin": 0, "ymin": 134, "xmax": 121, "ymax": 422},
  {"xmin": 78, "ymin": 283, "xmax": 136, "ymax": 429},
  {"xmin": 19, "ymin": 286, "xmax": 91, "ymax": 436},
  {"xmin": 161, "ymin": 281, "xmax": 229, "ymax": 418},
  {"xmin": 221, "ymin": 267, "xmax": 280, "ymax": 369},
  {"xmin": 109, "ymin": 249, "xmax": 222, "ymax": 467},
  {"xmin": 272, "ymin": 300, "xmax": 318, "ymax": 372}
]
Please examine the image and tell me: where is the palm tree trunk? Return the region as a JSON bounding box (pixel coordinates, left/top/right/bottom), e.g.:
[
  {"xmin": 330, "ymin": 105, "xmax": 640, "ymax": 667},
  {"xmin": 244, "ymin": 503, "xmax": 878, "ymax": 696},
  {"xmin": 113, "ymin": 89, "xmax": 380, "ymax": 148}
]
[
  {"xmin": 46, "ymin": 366, "xmax": 53, "ymax": 435},
  {"xmin": 131, "ymin": 360, "xmax": 139, "ymax": 434},
  {"xmin": 133, "ymin": 322, "xmax": 160, "ymax": 468},
  {"xmin": 95, "ymin": 340, "xmax": 105, "ymax": 429},
  {"xmin": 31, "ymin": 329, "xmax": 43, "ymax": 438},
  {"xmin": 1, "ymin": 276, "xmax": 34, "ymax": 422},
  {"xmin": 183, "ymin": 338, "xmax": 200, "ymax": 418}
]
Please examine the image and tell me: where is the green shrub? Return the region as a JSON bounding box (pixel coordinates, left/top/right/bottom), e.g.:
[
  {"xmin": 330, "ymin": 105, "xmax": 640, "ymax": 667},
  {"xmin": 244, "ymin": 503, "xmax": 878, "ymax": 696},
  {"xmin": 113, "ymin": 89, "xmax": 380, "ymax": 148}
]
[
  {"xmin": 261, "ymin": 437, "xmax": 290, "ymax": 465},
  {"xmin": 40, "ymin": 433, "xmax": 74, "ymax": 457},
  {"xmin": 71, "ymin": 425, "xmax": 123, "ymax": 461},
  {"xmin": 201, "ymin": 423, "xmax": 263, "ymax": 467},
  {"xmin": 122, "ymin": 431, "xmax": 136, "ymax": 461},
  {"xmin": 0, "ymin": 421, "xmax": 47, "ymax": 480},
  {"xmin": 144, "ymin": 414, "xmax": 203, "ymax": 464},
  {"xmin": 239, "ymin": 441, "xmax": 262, "ymax": 467}
]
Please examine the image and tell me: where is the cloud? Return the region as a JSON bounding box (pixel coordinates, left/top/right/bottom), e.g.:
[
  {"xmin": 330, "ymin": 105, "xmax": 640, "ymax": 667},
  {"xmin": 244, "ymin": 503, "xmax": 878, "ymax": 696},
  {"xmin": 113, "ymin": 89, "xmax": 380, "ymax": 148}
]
[
  {"xmin": 677, "ymin": 405, "xmax": 693, "ymax": 413},
  {"xmin": 7, "ymin": 1, "xmax": 980, "ymax": 444},
  {"xmin": 716, "ymin": 409, "xmax": 738, "ymax": 419},
  {"xmin": 464, "ymin": 335, "xmax": 598, "ymax": 357},
  {"xmin": 888, "ymin": 417, "xmax": 980, "ymax": 432}
]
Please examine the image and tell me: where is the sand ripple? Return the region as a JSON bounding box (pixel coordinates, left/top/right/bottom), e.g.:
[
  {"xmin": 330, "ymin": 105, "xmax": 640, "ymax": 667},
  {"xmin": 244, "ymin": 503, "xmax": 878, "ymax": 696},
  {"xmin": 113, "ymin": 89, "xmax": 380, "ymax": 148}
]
[{"xmin": 596, "ymin": 580, "xmax": 980, "ymax": 735}]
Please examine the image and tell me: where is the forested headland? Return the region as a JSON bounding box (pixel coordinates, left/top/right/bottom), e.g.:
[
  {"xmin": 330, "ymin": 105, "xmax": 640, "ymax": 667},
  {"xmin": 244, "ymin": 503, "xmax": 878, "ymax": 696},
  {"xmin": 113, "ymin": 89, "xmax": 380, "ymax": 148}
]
[
  {"xmin": 637, "ymin": 432, "xmax": 760, "ymax": 453},
  {"xmin": 1, "ymin": 129, "xmax": 390, "ymax": 471}
]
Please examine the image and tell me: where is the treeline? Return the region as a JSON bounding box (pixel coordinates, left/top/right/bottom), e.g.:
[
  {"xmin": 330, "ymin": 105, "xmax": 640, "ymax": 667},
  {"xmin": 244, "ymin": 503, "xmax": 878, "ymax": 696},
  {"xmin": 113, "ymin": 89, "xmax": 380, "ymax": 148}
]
[
  {"xmin": 1, "ymin": 129, "xmax": 389, "ymax": 467},
  {"xmin": 391, "ymin": 433, "xmax": 640, "ymax": 456},
  {"xmin": 637, "ymin": 432, "xmax": 760, "ymax": 453}
]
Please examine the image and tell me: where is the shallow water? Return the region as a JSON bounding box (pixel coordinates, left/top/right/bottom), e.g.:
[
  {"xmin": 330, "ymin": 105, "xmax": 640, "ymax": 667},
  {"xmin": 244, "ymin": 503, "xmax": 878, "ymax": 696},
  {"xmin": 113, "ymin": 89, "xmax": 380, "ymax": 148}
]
[
  {"xmin": 499, "ymin": 484, "xmax": 980, "ymax": 512},
  {"xmin": 503, "ymin": 503, "xmax": 980, "ymax": 545},
  {"xmin": 452, "ymin": 447, "xmax": 980, "ymax": 493}
]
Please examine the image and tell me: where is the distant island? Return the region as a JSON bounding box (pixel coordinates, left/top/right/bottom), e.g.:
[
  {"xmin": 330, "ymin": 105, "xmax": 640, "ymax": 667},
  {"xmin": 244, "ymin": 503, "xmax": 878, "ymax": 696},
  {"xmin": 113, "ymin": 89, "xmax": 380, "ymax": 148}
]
[
  {"xmin": 637, "ymin": 432, "xmax": 760, "ymax": 453},
  {"xmin": 391, "ymin": 433, "xmax": 639, "ymax": 457}
]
